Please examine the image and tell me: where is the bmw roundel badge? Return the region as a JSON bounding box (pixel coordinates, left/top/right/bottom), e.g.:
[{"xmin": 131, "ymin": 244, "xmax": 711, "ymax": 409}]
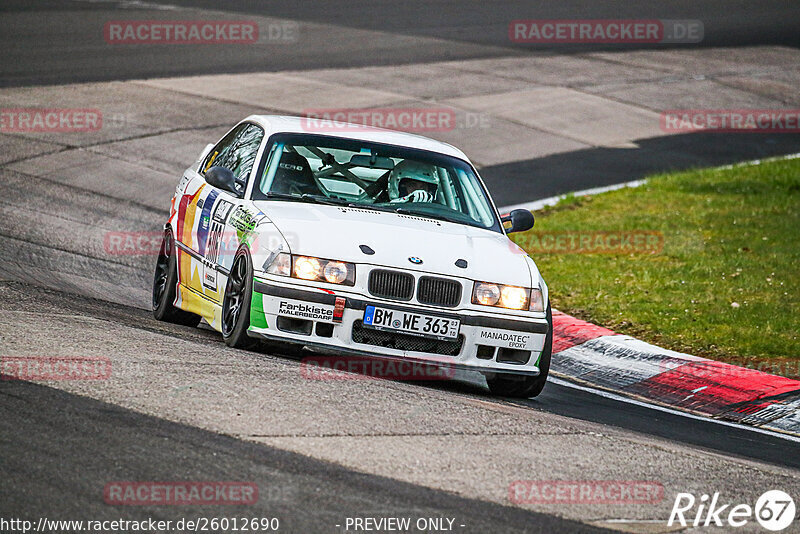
[{"xmin": 408, "ymin": 257, "xmax": 423, "ymax": 265}]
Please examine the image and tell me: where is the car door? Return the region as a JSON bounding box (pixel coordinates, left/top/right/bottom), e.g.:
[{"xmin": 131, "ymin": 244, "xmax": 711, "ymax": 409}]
[
  {"xmin": 173, "ymin": 125, "xmax": 242, "ymax": 306},
  {"xmin": 196, "ymin": 123, "xmax": 265, "ymax": 303}
]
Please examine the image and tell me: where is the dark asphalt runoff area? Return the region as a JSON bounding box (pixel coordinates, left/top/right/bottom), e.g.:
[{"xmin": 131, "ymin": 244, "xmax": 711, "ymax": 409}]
[
  {"xmin": 2, "ymin": 0, "xmax": 798, "ymax": 87},
  {"xmin": 3, "ymin": 1, "xmax": 800, "ymax": 202},
  {"xmin": 526, "ymin": 381, "xmax": 800, "ymax": 471},
  {"xmin": 0, "ymin": 379, "xmax": 605, "ymax": 533}
]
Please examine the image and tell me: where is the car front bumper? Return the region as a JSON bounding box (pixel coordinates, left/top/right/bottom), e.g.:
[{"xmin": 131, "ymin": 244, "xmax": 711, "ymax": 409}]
[{"xmin": 247, "ymin": 277, "xmax": 550, "ymax": 376}]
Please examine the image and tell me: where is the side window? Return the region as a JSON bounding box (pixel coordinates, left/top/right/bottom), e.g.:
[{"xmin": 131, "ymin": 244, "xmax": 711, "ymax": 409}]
[
  {"xmin": 227, "ymin": 124, "xmax": 264, "ymax": 191},
  {"xmin": 201, "ymin": 123, "xmax": 264, "ymax": 195},
  {"xmin": 201, "ymin": 124, "xmax": 247, "ymax": 176}
]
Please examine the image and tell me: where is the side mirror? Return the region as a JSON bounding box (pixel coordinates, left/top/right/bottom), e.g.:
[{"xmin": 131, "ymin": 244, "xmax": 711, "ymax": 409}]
[
  {"xmin": 205, "ymin": 166, "xmax": 241, "ymax": 197},
  {"xmin": 501, "ymin": 209, "xmax": 535, "ymax": 233}
]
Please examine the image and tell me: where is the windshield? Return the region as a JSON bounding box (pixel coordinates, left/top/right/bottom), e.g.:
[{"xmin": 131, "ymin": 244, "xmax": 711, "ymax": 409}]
[{"xmin": 252, "ymin": 133, "xmax": 502, "ymax": 232}]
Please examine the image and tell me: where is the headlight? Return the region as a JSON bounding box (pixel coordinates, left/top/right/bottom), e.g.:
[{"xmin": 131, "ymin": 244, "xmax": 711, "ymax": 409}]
[
  {"xmin": 472, "ymin": 282, "xmax": 530, "ymax": 310},
  {"xmin": 500, "ymin": 286, "xmax": 528, "ymax": 310},
  {"xmin": 529, "ymin": 287, "xmax": 544, "ymax": 312},
  {"xmin": 294, "ymin": 256, "xmax": 322, "ymax": 280},
  {"xmin": 323, "ymin": 261, "xmax": 349, "ymax": 284},
  {"xmin": 266, "ymin": 254, "xmax": 355, "ymax": 286},
  {"xmin": 473, "ymin": 282, "xmax": 500, "ymax": 306}
]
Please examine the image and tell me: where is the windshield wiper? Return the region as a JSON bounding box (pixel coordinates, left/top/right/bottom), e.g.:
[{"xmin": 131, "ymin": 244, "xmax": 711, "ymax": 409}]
[
  {"xmin": 271, "ymin": 197, "xmax": 470, "ymax": 226},
  {"xmin": 342, "ymin": 204, "xmax": 440, "ymax": 217},
  {"xmin": 300, "ymin": 194, "xmax": 351, "ymax": 206},
  {"xmin": 263, "ymin": 192, "xmax": 350, "ymax": 206},
  {"xmin": 263, "ymin": 192, "xmax": 305, "ymax": 202},
  {"xmin": 392, "ymin": 207, "xmax": 414, "ymax": 215}
]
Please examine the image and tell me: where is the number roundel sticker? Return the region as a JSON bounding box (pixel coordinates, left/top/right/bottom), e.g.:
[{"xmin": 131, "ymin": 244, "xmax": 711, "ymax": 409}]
[{"xmin": 755, "ymin": 490, "xmax": 796, "ymax": 531}]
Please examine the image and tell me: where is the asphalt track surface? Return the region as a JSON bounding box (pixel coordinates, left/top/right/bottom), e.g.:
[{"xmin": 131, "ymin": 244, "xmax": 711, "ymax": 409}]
[
  {"xmin": 4, "ymin": 1, "xmax": 800, "ymax": 203},
  {"xmin": 0, "ymin": 379, "xmax": 602, "ymax": 533},
  {"xmin": 3, "ymin": 0, "xmax": 799, "ymax": 86},
  {"xmin": 1, "ymin": 283, "xmax": 798, "ymax": 532},
  {"xmin": 2, "ymin": 1, "xmax": 800, "ymax": 532}
]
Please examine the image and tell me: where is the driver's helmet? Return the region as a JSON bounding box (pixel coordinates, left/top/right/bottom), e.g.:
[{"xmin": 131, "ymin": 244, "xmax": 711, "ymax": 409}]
[{"xmin": 388, "ymin": 159, "xmax": 439, "ymax": 202}]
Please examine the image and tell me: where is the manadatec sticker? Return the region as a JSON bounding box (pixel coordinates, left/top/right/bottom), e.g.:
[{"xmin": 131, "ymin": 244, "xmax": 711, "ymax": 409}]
[{"xmin": 478, "ymin": 328, "xmax": 537, "ymax": 350}]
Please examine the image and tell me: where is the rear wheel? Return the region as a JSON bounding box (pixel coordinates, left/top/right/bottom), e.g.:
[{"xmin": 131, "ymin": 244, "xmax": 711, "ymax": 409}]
[
  {"xmin": 487, "ymin": 303, "xmax": 552, "ymax": 398},
  {"xmin": 221, "ymin": 249, "xmax": 258, "ymax": 349},
  {"xmin": 152, "ymin": 229, "xmax": 201, "ymax": 327}
]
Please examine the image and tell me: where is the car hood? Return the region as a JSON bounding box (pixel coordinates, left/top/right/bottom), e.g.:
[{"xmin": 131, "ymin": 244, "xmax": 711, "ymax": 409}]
[{"xmin": 254, "ymin": 201, "xmax": 532, "ymax": 286}]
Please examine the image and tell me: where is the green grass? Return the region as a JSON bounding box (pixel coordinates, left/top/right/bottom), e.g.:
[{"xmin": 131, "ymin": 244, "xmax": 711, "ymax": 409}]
[{"xmin": 511, "ymin": 157, "xmax": 800, "ymax": 369}]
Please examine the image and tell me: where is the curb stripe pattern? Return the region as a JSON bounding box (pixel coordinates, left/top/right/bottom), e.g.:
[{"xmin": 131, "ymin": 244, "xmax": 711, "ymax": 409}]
[{"xmin": 550, "ymin": 311, "xmax": 800, "ymax": 437}]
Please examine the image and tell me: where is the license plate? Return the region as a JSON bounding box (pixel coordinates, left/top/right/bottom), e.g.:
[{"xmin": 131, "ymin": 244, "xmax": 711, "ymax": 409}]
[{"xmin": 362, "ymin": 305, "xmax": 460, "ymax": 340}]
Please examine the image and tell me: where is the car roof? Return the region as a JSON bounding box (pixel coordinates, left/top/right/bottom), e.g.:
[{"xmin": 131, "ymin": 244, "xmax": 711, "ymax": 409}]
[{"xmin": 244, "ymin": 115, "xmax": 471, "ymax": 163}]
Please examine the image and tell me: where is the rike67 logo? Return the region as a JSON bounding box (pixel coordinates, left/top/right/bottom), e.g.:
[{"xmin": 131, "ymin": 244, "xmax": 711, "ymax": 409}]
[{"xmin": 669, "ymin": 490, "xmax": 795, "ymax": 531}]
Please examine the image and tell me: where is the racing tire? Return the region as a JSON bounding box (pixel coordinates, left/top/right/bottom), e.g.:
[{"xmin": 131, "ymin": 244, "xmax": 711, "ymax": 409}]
[
  {"xmin": 221, "ymin": 248, "xmax": 258, "ymax": 350},
  {"xmin": 152, "ymin": 229, "xmax": 202, "ymax": 327},
  {"xmin": 487, "ymin": 303, "xmax": 552, "ymax": 398}
]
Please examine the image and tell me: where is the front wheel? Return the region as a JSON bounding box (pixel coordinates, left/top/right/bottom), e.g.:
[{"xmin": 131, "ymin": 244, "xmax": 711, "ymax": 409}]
[
  {"xmin": 152, "ymin": 228, "xmax": 201, "ymax": 327},
  {"xmin": 487, "ymin": 303, "xmax": 552, "ymax": 398},
  {"xmin": 221, "ymin": 249, "xmax": 258, "ymax": 350}
]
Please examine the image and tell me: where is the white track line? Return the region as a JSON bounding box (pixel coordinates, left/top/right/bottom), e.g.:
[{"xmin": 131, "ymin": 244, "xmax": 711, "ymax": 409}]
[
  {"xmin": 549, "ymin": 376, "xmax": 800, "ymax": 444},
  {"xmin": 500, "ymin": 151, "xmax": 800, "ymax": 212},
  {"xmin": 500, "ymin": 180, "xmax": 645, "ymax": 212},
  {"xmin": 715, "ymin": 151, "xmax": 800, "ymax": 170}
]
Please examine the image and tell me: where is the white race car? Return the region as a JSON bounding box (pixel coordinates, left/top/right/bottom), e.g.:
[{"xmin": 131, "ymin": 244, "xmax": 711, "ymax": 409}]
[{"xmin": 152, "ymin": 115, "xmax": 552, "ymax": 397}]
